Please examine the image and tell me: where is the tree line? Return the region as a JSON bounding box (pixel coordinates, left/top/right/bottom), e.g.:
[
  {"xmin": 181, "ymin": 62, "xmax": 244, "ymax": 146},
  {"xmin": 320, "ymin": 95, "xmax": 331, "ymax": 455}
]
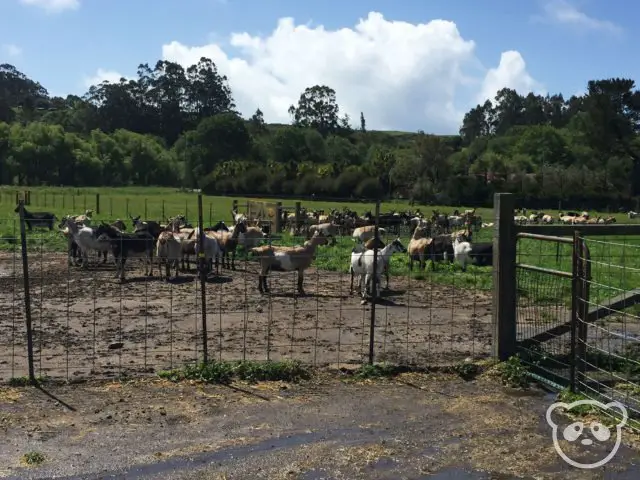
[{"xmin": 1, "ymin": 59, "xmax": 640, "ymax": 210}]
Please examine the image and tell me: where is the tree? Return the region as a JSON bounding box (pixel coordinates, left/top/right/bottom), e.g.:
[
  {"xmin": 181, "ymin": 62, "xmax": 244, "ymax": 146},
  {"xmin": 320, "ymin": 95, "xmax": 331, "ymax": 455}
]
[
  {"xmin": 2, "ymin": 58, "xmax": 640, "ymax": 208},
  {"xmin": 288, "ymin": 85, "xmax": 340, "ymax": 136}
]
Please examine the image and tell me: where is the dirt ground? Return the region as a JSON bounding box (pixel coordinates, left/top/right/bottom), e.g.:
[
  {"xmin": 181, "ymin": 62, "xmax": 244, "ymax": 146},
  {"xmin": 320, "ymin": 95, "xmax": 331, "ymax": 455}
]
[
  {"xmin": 0, "ymin": 253, "xmax": 493, "ymax": 381},
  {"xmin": 0, "ymin": 372, "xmax": 638, "ymax": 479}
]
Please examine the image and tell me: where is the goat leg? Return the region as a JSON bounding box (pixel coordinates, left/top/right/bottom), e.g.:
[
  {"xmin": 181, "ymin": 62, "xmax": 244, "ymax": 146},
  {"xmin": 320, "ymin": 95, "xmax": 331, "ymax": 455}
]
[{"xmin": 349, "ymin": 268, "xmax": 354, "ymax": 295}]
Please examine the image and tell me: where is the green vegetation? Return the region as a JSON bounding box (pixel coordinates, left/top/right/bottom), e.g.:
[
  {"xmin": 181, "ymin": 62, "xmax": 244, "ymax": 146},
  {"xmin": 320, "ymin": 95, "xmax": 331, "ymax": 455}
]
[
  {"xmin": 157, "ymin": 360, "xmax": 311, "ymax": 384},
  {"xmin": 2, "ymin": 61, "xmax": 640, "ymax": 209},
  {"xmin": 494, "ymin": 355, "xmax": 531, "ymax": 389},
  {"xmin": 20, "ymin": 451, "xmax": 45, "ymax": 466},
  {"xmin": 557, "ymin": 389, "xmax": 640, "ymax": 431}
]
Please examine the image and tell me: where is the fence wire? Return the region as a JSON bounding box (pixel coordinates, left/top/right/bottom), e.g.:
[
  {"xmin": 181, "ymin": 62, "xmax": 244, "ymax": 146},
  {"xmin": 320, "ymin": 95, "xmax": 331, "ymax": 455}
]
[
  {"xmin": 0, "ymin": 202, "xmax": 494, "ymax": 382},
  {"xmin": 576, "ymin": 235, "xmax": 640, "ymax": 431}
]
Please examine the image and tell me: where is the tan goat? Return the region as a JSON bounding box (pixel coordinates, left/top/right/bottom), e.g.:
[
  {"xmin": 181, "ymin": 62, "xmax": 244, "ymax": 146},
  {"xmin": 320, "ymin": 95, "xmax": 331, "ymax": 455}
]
[
  {"xmin": 408, "ymin": 226, "xmax": 431, "ymax": 271},
  {"xmin": 251, "ymin": 231, "xmax": 329, "ymax": 295},
  {"xmin": 352, "ymin": 225, "xmax": 386, "ymax": 243}
]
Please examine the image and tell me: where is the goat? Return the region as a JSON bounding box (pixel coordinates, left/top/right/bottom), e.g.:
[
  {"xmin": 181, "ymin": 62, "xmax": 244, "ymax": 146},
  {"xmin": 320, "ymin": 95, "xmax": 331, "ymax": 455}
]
[
  {"xmin": 208, "ymin": 221, "xmax": 229, "ymax": 232},
  {"xmin": 408, "ymin": 226, "xmax": 431, "ymax": 271},
  {"xmin": 308, "ymin": 222, "xmax": 339, "ymax": 244},
  {"xmin": 94, "ymin": 224, "xmax": 155, "ymax": 281},
  {"xmin": 628, "ymin": 211, "xmax": 639, "ymax": 219},
  {"xmin": 250, "ymin": 231, "xmax": 329, "ymax": 295},
  {"xmin": 156, "ymin": 231, "xmax": 183, "ymax": 280},
  {"xmin": 193, "ymin": 228, "xmax": 222, "ymax": 275},
  {"xmin": 209, "ymin": 221, "xmax": 247, "ymax": 269},
  {"xmin": 469, "ymin": 242, "xmax": 493, "ymax": 267},
  {"xmin": 452, "ymin": 234, "xmax": 473, "ymax": 271},
  {"xmin": 350, "ymin": 238, "xmax": 407, "ymax": 299},
  {"xmin": 130, "ymin": 215, "xmax": 163, "ymax": 239},
  {"xmin": 240, "ymin": 225, "xmax": 267, "ymax": 250},
  {"xmin": 73, "ymin": 209, "xmax": 94, "ymax": 226},
  {"xmin": 63, "ymin": 218, "xmax": 111, "ymax": 268},
  {"xmin": 15, "ymin": 206, "xmax": 57, "ymax": 231},
  {"xmin": 352, "ymin": 225, "xmax": 386, "ymax": 243}
]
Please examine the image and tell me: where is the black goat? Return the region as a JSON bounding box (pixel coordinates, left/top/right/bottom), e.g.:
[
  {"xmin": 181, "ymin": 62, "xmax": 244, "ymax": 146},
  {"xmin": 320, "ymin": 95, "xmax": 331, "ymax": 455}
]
[
  {"xmin": 469, "ymin": 242, "xmax": 493, "ymax": 266},
  {"xmin": 207, "ymin": 221, "xmax": 229, "ymax": 232},
  {"xmin": 426, "ymin": 234, "xmax": 454, "ymax": 270},
  {"xmin": 94, "ymin": 224, "xmax": 155, "ymax": 281},
  {"xmin": 130, "ymin": 215, "xmax": 163, "ymax": 239},
  {"xmin": 15, "ymin": 206, "xmax": 57, "ymax": 231}
]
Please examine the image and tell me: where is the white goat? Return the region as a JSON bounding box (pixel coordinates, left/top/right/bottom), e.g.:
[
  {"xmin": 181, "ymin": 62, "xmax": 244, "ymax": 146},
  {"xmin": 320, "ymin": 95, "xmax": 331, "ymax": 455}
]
[
  {"xmin": 452, "ymin": 234, "xmax": 473, "ymax": 271},
  {"xmin": 156, "ymin": 231, "xmax": 183, "ymax": 280},
  {"xmin": 350, "ymin": 238, "xmax": 407, "ymax": 301},
  {"xmin": 193, "ymin": 228, "xmax": 222, "ymax": 275},
  {"xmin": 629, "ymin": 211, "xmax": 639, "ymax": 219},
  {"xmin": 64, "ymin": 218, "xmax": 111, "ymax": 268}
]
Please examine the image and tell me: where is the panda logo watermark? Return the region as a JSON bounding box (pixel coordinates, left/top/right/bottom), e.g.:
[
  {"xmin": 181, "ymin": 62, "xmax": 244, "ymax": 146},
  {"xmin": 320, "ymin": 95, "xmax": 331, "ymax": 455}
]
[{"xmin": 546, "ymin": 399, "xmax": 628, "ymax": 469}]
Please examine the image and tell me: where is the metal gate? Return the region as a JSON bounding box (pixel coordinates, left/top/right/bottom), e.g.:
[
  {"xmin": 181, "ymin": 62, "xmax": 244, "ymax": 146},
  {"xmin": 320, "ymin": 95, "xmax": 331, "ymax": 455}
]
[{"xmin": 514, "ymin": 232, "xmax": 590, "ymax": 391}]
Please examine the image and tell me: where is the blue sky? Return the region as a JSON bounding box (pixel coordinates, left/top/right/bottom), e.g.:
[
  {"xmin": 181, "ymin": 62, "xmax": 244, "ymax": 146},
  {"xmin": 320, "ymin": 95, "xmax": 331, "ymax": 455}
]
[{"xmin": 0, "ymin": 0, "xmax": 636, "ymax": 132}]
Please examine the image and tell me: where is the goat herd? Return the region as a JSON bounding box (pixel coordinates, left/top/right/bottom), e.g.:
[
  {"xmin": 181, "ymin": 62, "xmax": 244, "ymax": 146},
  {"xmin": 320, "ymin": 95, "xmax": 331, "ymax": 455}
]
[
  {"xmin": 11, "ymin": 204, "xmax": 499, "ymax": 304},
  {"xmin": 17, "ymin": 203, "xmax": 623, "ymax": 300}
]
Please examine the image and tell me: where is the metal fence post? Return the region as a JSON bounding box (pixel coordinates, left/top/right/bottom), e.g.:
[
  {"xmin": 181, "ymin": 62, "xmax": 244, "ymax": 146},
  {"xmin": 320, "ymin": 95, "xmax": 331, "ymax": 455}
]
[
  {"xmin": 197, "ymin": 194, "xmax": 208, "ymax": 363},
  {"xmin": 18, "ymin": 200, "xmax": 36, "ymax": 384},
  {"xmin": 569, "ymin": 230, "xmax": 580, "ymax": 392},
  {"xmin": 369, "ymin": 200, "xmax": 380, "ymax": 364},
  {"xmin": 95, "ymin": 193, "xmax": 100, "ymax": 214},
  {"xmin": 492, "ymin": 193, "xmax": 517, "ymax": 360}
]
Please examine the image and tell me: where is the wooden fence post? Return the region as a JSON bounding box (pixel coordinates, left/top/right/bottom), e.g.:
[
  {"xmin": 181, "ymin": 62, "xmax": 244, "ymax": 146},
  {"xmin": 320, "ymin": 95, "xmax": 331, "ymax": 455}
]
[
  {"xmin": 275, "ymin": 202, "xmax": 282, "ymax": 233},
  {"xmin": 492, "ymin": 193, "xmax": 517, "ymax": 360},
  {"xmin": 95, "ymin": 194, "xmax": 100, "ymax": 214},
  {"xmin": 295, "ymin": 202, "xmax": 301, "ymax": 235}
]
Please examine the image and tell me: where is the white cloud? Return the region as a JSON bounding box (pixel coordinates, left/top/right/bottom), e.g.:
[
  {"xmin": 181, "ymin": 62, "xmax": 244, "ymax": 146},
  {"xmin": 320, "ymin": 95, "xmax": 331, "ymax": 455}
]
[
  {"xmin": 2, "ymin": 43, "xmax": 22, "ymax": 57},
  {"xmin": 19, "ymin": 0, "xmax": 79, "ymax": 13},
  {"xmin": 478, "ymin": 51, "xmax": 545, "ymax": 104},
  {"xmin": 93, "ymin": 12, "xmax": 542, "ymax": 133},
  {"xmin": 537, "ymin": 0, "xmax": 622, "ymax": 35},
  {"xmin": 82, "ymin": 68, "xmax": 127, "ymax": 88}
]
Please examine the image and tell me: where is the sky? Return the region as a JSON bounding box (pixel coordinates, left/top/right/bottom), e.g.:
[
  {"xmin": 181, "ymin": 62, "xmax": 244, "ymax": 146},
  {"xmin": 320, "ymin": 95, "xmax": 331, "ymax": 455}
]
[{"xmin": 0, "ymin": 0, "xmax": 635, "ymax": 134}]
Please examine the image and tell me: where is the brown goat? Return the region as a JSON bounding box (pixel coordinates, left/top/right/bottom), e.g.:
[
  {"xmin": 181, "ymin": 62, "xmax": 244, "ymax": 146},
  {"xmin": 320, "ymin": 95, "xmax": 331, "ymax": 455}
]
[
  {"xmin": 408, "ymin": 226, "xmax": 431, "ymax": 271},
  {"xmin": 209, "ymin": 221, "xmax": 247, "ymax": 269},
  {"xmin": 251, "ymin": 231, "xmax": 329, "ymax": 295}
]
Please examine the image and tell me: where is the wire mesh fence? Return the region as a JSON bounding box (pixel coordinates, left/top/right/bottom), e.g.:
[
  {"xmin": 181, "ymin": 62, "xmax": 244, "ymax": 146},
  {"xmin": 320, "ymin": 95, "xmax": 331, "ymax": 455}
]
[
  {"xmin": 514, "ymin": 227, "xmax": 640, "ymax": 431},
  {"xmin": 576, "ymin": 235, "xmax": 640, "ymax": 429},
  {"xmin": 0, "ymin": 199, "xmax": 494, "ymax": 383}
]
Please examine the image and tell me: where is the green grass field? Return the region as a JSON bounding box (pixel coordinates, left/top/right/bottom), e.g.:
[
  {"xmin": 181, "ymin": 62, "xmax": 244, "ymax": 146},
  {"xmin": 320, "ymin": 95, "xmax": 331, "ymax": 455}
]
[{"xmin": 1, "ymin": 186, "xmax": 639, "ymax": 303}]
